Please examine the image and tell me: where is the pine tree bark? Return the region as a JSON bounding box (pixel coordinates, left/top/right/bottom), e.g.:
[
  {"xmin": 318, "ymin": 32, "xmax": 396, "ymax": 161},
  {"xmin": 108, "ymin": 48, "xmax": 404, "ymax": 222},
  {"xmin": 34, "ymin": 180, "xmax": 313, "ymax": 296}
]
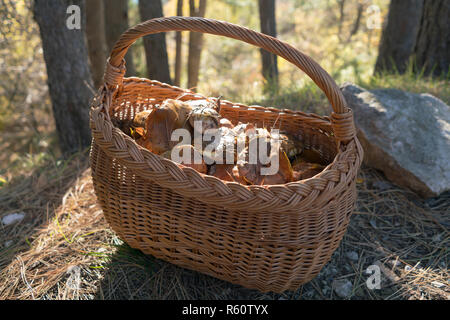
[
  {"xmin": 104, "ymin": 0, "xmax": 136, "ymax": 76},
  {"xmin": 374, "ymin": 0, "xmax": 424, "ymax": 74},
  {"xmin": 258, "ymin": 0, "xmax": 278, "ymax": 88},
  {"xmin": 138, "ymin": 0, "xmax": 171, "ymax": 84},
  {"xmin": 86, "ymin": 0, "xmax": 107, "ymax": 88},
  {"xmin": 33, "ymin": 0, "xmax": 92, "ymax": 155},
  {"xmin": 174, "ymin": 0, "xmax": 184, "ymax": 86},
  {"xmin": 187, "ymin": 0, "xmax": 207, "ymax": 91},
  {"xmin": 413, "ymin": 0, "xmax": 450, "ymax": 77}
]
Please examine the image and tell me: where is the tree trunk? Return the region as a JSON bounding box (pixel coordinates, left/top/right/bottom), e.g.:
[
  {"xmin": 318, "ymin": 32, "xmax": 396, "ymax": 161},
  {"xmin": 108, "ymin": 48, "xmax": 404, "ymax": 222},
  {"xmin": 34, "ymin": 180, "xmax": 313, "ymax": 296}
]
[
  {"xmin": 104, "ymin": 0, "xmax": 136, "ymax": 76},
  {"xmin": 187, "ymin": 0, "xmax": 207, "ymax": 91},
  {"xmin": 138, "ymin": 0, "xmax": 171, "ymax": 84},
  {"xmin": 338, "ymin": 0, "xmax": 346, "ymax": 37},
  {"xmin": 413, "ymin": 0, "xmax": 450, "ymax": 77},
  {"xmin": 86, "ymin": 0, "xmax": 107, "ymax": 88},
  {"xmin": 258, "ymin": 0, "xmax": 278, "ymax": 88},
  {"xmin": 33, "ymin": 0, "xmax": 92, "ymax": 155},
  {"xmin": 174, "ymin": 0, "xmax": 183, "ymax": 86},
  {"xmin": 347, "ymin": 1, "xmax": 365, "ymax": 42},
  {"xmin": 374, "ymin": 0, "xmax": 424, "ymax": 74}
]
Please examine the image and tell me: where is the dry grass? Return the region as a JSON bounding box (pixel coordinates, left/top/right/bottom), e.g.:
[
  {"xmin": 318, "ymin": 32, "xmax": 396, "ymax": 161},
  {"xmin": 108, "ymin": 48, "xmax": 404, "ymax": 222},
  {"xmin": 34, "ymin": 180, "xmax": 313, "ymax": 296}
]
[{"xmin": 0, "ymin": 155, "xmax": 448, "ymax": 300}]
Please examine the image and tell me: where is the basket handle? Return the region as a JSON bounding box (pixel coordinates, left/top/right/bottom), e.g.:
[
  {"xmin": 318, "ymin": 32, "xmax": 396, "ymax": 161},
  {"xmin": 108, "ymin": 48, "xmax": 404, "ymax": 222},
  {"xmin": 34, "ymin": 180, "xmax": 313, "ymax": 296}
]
[{"xmin": 104, "ymin": 17, "xmax": 356, "ymax": 143}]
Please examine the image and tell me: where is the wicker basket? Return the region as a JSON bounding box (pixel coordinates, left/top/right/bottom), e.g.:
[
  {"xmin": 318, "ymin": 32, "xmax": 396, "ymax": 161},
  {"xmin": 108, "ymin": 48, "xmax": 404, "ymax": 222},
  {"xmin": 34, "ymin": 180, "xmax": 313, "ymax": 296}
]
[{"xmin": 89, "ymin": 17, "xmax": 363, "ymax": 293}]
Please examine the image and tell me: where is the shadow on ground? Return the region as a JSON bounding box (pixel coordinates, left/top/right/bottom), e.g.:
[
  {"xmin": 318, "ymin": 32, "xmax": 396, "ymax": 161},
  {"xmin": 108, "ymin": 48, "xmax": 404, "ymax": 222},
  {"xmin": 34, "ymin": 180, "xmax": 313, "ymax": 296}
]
[
  {"xmin": 93, "ymin": 167, "xmax": 449, "ymax": 300},
  {"xmin": 93, "ymin": 243, "xmax": 264, "ymax": 300}
]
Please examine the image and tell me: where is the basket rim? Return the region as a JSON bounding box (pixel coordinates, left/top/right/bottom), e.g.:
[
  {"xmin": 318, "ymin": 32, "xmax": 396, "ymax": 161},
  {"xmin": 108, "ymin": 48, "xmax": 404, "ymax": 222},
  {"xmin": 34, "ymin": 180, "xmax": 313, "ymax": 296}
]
[{"xmin": 90, "ymin": 78, "xmax": 363, "ymax": 213}]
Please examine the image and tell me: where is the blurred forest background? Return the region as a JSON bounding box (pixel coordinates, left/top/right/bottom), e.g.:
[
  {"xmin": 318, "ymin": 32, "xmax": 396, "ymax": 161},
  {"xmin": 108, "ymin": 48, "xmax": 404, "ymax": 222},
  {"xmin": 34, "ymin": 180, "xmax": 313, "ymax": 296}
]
[{"xmin": 0, "ymin": 0, "xmax": 448, "ymax": 186}]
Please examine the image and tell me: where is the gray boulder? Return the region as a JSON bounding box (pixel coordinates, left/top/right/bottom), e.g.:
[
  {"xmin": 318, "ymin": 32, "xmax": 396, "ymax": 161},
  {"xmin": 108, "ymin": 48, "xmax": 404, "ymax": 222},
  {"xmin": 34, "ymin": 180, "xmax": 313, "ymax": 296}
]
[{"xmin": 341, "ymin": 83, "xmax": 450, "ymax": 198}]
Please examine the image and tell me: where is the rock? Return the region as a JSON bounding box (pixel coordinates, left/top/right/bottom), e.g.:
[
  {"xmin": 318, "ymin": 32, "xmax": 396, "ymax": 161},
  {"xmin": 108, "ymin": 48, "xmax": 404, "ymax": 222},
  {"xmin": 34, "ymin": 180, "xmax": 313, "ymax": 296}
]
[
  {"xmin": 1, "ymin": 212, "xmax": 25, "ymax": 225},
  {"xmin": 4, "ymin": 240, "xmax": 13, "ymax": 248},
  {"xmin": 341, "ymin": 83, "xmax": 450, "ymax": 198},
  {"xmin": 332, "ymin": 279, "xmax": 353, "ymax": 298},
  {"xmin": 389, "ymin": 260, "xmax": 402, "ymax": 268},
  {"xmin": 345, "ymin": 251, "xmax": 359, "ymax": 262},
  {"xmin": 431, "ymin": 281, "xmax": 445, "ymax": 288},
  {"xmin": 432, "ymin": 233, "xmax": 443, "ymax": 242}
]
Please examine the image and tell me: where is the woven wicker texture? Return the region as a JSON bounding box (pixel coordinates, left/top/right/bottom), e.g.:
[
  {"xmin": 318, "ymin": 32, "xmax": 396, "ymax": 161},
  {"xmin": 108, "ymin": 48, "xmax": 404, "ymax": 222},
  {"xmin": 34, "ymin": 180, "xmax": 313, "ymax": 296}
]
[{"xmin": 89, "ymin": 17, "xmax": 363, "ymax": 293}]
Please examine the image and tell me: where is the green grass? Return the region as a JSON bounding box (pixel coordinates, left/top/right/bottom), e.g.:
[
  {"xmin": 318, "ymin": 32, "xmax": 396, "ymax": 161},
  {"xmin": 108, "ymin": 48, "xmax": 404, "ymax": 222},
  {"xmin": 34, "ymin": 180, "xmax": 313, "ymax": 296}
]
[
  {"xmin": 246, "ymin": 80, "xmax": 330, "ymax": 115},
  {"xmin": 359, "ymin": 64, "xmax": 450, "ymax": 104},
  {"xmin": 250, "ymin": 55, "xmax": 450, "ymax": 115},
  {"xmin": 246, "ymin": 69, "xmax": 449, "ymax": 119}
]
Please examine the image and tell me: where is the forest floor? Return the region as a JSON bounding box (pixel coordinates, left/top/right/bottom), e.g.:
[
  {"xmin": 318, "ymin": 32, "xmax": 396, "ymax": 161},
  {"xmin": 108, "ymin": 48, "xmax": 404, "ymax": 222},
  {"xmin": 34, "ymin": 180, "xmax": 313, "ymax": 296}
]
[{"xmin": 0, "ymin": 151, "xmax": 448, "ymax": 300}]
